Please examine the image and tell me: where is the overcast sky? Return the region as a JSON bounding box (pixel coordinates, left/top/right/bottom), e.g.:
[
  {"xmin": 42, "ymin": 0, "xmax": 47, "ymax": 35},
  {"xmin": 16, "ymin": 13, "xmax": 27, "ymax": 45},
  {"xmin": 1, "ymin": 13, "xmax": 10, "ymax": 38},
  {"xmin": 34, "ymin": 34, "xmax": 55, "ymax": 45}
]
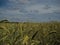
[{"xmin": 0, "ymin": 0, "xmax": 60, "ymax": 22}]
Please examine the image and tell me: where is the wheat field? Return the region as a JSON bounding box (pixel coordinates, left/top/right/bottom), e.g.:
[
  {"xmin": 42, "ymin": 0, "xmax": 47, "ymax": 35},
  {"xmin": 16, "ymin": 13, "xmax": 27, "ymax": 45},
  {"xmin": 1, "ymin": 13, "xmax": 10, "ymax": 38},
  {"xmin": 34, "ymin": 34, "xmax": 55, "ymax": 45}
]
[{"xmin": 0, "ymin": 22, "xmax": 60, "ymax": 45}]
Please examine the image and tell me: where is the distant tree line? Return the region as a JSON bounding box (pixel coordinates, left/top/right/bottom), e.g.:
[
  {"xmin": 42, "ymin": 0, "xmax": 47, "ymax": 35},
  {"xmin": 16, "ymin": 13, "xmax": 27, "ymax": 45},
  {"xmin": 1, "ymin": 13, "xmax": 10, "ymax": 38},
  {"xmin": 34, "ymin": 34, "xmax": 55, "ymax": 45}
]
[{"xmin": 0, "ymin": 20, "xmax": 9, "ymax": 23}]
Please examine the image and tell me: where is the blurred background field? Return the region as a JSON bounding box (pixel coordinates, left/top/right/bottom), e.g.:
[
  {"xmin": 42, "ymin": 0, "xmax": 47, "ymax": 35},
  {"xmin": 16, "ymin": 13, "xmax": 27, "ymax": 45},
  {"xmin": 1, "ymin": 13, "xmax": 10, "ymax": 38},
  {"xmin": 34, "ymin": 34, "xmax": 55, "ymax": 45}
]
[{"xmin": 0, "ymin": 21, "xmax": 60, "ymax": 45}]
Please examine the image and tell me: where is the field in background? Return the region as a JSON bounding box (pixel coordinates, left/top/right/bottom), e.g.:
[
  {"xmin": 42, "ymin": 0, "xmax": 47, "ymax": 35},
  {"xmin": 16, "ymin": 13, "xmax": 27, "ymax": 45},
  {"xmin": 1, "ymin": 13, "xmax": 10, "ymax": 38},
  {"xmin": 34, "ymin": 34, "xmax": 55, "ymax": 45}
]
[{"xmin": 0, "ymin": 22, "xmax": 60, "ymax": 45}]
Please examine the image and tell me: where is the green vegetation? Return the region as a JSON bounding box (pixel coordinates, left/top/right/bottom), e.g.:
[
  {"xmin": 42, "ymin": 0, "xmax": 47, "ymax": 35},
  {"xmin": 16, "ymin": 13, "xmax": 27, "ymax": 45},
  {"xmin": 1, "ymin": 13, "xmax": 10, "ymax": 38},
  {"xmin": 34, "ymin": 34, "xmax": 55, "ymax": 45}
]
[{"xmin": 0, "ymin": 21, "xmax": 60, "ymax": 45}]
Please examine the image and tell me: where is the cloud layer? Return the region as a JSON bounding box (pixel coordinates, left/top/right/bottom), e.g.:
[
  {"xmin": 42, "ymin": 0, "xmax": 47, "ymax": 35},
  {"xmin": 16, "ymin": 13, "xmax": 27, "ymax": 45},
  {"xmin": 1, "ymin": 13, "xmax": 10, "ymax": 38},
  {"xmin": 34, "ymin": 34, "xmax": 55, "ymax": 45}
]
[{"xmin": 0, "ymin": 0, "xmax": 60, "ymax": 22}]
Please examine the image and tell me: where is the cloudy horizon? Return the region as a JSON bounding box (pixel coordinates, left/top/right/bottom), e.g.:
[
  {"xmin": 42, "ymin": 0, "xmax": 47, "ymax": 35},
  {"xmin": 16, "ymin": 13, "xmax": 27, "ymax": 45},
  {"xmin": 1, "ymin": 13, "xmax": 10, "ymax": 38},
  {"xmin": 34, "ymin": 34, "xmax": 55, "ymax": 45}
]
[{"xmin": 0, "ymin": 0, "xmax": 60, "ymax": 22}]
